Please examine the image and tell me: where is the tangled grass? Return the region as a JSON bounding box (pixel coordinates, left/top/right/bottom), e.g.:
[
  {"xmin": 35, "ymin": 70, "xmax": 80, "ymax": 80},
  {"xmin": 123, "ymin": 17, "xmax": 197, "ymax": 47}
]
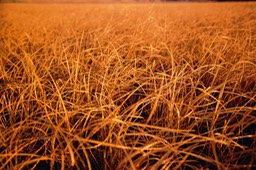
[{"xmin": 0, "ymin": 2, "xmax": 256, "ymax": 169}]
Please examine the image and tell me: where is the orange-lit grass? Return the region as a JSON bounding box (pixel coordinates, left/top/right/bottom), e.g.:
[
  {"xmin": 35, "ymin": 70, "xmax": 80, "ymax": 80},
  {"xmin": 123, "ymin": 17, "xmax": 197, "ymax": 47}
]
[{"xmin": 0, "ymin": 2, "xmax": 256, "ymax": 169}]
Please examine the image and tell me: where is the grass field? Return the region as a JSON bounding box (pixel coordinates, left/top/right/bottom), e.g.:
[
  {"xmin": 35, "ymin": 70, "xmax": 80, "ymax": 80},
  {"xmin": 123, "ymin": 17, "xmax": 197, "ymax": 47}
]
[{"xmin": 0, "ymin": 2, "xmax": 256, "ymax": 169}]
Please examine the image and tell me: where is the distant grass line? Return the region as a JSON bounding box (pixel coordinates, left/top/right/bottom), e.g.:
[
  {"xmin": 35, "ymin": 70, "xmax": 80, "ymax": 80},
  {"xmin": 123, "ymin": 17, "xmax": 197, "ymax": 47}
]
[
  {"xmin": 0, "ymin": 0, "xmax": 147, "ymax": 3},
  {"xmin": 0, "ymin": 3, "xmax": 256, "ymax": 170}
]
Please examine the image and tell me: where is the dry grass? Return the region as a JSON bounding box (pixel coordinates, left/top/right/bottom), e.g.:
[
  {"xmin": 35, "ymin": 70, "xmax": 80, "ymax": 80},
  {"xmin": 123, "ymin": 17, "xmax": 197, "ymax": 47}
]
[{"xmin": 0, "ymin": 2, "xmax": 256, "ymax": 169}]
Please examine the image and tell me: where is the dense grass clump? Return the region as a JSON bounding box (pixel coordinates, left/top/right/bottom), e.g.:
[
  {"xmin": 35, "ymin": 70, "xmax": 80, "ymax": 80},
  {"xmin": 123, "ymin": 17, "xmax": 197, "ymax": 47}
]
[{"xmin": 1, "ymin": 3, "xmax": 256, "ymax": 169}]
